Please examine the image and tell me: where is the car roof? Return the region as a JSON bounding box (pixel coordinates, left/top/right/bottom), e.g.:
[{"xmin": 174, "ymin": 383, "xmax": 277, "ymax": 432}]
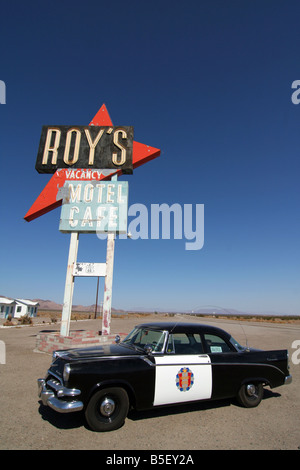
[{"xmin": 136, "ymin": 321, "xmax": 231, "ymax": 339}]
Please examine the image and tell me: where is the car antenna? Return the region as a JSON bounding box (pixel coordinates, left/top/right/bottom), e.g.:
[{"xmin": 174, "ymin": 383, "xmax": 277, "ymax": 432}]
[
  {"xmin": 169, "ymin": 321, "xmax": 180, "ymax": 334},
  {"xmin": 239, "ymin": 321, "xmax": 250, "ymax": 351},
  {"xmin": 192, "ymin": 304, "xmax": 251, "ymax": 350}
]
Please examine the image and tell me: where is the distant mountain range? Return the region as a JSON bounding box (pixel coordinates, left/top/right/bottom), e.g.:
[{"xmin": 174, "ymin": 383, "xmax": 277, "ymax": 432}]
[
  {"xmin": 122, "ymin": 305, "xmax": 285, "ymax": 316},
  {"xmin": 34, "ymin": 300, "xmax": 248, "ymax": 315},
  {"xmin": 2, "ymin": 296, "xmax": 296, "ymax": 317},
  {"xmin": 187, "ymin": 307, "xmax": 298, "ymax": 317},
  {"xmin": 188, "ymin": 307, "xmax": 252, "ymax": 315},
  {"xmin": 33, "ymin": 298, "xmax": 125, "ymax": 313}
]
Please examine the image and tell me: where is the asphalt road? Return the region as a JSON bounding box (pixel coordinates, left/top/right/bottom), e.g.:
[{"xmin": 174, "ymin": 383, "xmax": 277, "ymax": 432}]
[{"xmin": 0, "ymin": 315, "xmax": 299, "ymax": 450}]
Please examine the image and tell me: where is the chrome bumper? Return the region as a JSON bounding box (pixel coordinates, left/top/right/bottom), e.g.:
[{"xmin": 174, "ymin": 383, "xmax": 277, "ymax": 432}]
[
  {"xmin": 38, "ymin": 378, "xmax": 84, "ymax": 413},
  {"xmin": 284, "ymin": 375, "xmax": 292, "ymax": 385}
]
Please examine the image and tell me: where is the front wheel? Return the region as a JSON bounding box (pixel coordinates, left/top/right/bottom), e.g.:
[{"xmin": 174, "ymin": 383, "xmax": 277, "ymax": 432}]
[
  {"xmin": 237, "ymin": 383, "xmax": 264, "ymax": 408},
  {"xmin": 85, "ymin": 387, "xmax": 129, "ymax": 432}
]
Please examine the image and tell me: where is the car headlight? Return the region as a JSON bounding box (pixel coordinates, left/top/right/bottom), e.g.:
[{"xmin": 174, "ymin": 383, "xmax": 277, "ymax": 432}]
[{"xmin": 63, "ymin": 363, "xmax": 71, "ymax": 382}]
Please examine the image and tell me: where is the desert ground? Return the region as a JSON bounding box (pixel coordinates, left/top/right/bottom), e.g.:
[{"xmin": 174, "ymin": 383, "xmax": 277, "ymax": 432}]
[{"xmin": 0, "ymin": 312, "xmax": 299, "ymax": 451}]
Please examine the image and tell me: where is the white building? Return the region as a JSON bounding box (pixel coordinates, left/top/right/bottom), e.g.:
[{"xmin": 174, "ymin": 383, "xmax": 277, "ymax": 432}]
[
  {"xmin": 0, "ymin": 297, "xmax": 16, "ymax": 319},
  {"xmin": 14, "ymin": 299, "xmax": 39, "ymax": 318},
  {"xmin": 0, "ymin": 297, "xmax": 39, "ymax": 319}
]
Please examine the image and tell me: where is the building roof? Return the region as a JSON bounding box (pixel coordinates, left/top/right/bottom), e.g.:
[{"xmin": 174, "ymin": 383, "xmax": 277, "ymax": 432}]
[
  {"xmin": 0, "ymin": 297, "xmax": 39, "ymax": 306},
  {"xmin": 15, "ymin": 299, "xmax": 39, "ymax": 306},
  {"xmin": 0, "ymin": 297, "xmax": 16, "ymax": 305}
]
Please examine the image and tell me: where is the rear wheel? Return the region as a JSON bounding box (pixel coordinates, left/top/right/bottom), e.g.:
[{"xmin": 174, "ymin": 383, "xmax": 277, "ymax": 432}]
[
  {"xmin": 237, "ymin": 383, "xmax": 264, "ymax": 408},
  {"xmin": 85, "ymin": 387, "xmax": 129, "ymax": 432}
]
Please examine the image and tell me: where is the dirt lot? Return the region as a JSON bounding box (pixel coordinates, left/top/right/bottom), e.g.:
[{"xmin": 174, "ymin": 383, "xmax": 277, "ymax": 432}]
[{"xmin": 0, "ymin": 314, "xmax": 299, "ymax": 450}]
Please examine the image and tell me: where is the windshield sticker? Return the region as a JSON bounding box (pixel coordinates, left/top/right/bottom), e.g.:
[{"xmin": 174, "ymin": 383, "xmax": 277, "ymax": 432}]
[
  {"xmin": 176, "ymin": 367, "xmax": 194, "ymax": 392},
  {"xmin": 210, "ymin": 346, "xmax": 222, "ymax": 353}
]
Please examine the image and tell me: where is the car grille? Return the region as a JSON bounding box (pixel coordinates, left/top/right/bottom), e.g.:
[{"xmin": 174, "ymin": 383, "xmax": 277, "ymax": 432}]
[{"xmin": 48, "ymin": 357, "xmax": 66, "ymax": 379}]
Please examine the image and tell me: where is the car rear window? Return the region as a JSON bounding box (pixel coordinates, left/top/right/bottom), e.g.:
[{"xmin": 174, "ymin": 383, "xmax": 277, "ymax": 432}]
[{"xmin": 204, "ymin": 334, "xmax": 232, "ymax": 353}]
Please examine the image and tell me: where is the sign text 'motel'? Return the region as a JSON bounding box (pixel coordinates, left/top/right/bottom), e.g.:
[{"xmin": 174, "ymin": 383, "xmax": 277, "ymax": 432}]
[
  {"xmin": 36, "ymin": 125, "xmax": 133, "ymax": 174},
  {"xmin": 59, "ymin": 181, "xmax": 128, "ymax": 234}
]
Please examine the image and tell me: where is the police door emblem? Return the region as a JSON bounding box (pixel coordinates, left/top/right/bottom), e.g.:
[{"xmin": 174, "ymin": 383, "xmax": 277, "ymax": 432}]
[{"xmin": 176, "ymin": 367, "xmax": 194, "ymax": 392}]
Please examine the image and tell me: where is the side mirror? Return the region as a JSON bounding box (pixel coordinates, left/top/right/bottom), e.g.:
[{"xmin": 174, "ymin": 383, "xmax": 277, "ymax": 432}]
[
  {"xmin": 115, "ymin": 335, "xmax": 121, "ymax": 344},
  {"xmin": 144, "ymin": 344, "xmax": 153, "ymax": 355}
]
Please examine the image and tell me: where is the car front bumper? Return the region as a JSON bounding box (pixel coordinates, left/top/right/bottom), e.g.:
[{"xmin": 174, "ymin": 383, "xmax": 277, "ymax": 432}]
[
  {"xmin": 38, "ymin": 378, "xmax": 84, "ymax": 413},
  {"xmin": 284, "ymin": 375, "xmax": 292, "ymax": 385}
]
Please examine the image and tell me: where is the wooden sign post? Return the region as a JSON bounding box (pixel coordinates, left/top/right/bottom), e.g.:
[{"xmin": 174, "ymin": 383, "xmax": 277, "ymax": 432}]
[
  {"xmin": 102, "ymin": 232, "xmax": 116, "ymax": 335},
  {"xmin": 60, "ymin": 231, "xmax": 79, "ymax": 337},
  {"xmin": 59, "ymin": 229, "xmax": 117, "ymax": 337}
]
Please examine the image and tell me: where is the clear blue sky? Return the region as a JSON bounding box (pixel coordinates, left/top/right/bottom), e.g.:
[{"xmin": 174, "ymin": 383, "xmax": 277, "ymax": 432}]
[{"xmin": 0, "ymin": 0, "xmax": 299, "ymax": 315}]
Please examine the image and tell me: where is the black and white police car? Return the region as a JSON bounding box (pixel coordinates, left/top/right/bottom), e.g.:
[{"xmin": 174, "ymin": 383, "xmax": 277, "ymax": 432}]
[{"xmin": 38, "ymin": 322, "xmax": 292, "ymax": 431}]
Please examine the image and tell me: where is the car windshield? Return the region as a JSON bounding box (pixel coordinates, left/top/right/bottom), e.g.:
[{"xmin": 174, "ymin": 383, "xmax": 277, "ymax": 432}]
[
  {"xmin": 229, "ymin": 336, "xmax": 245, "ymax": 351},
  {"xmin": 122, "ymin": 327, "xmax": 166, "ymax": 353}
]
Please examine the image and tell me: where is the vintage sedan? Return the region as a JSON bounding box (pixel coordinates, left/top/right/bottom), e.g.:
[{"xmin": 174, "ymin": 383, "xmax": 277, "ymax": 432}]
[{"xmin": 38, "ymin": 322, "xmax": 292, "ymax": 431}]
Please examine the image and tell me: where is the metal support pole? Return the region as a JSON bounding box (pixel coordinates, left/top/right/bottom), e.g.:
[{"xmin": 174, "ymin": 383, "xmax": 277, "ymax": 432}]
[
  {"xmin": 94, "ymin": 277, "xmax": 100, "ymax": 319},
  {"xmin": 101, "ymin": 232, "xmax": 115, "ymax": 335},
  {"xmin": 60, "ymin": 232, "xmax": 79, "ymax": 337},
  {"xmin": 101, "ymin": 174, "xmax": 118, "ymax": 336}
]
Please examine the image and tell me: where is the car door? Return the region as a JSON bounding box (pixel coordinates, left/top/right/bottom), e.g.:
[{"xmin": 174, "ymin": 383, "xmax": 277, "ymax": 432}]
[
  {"xmin": 153, "ymin": 332, "xmax": 212, "ymax": 406},
  {"xmin": 203, "ymin": 332, "xmax": 242, "ymax": 400}
]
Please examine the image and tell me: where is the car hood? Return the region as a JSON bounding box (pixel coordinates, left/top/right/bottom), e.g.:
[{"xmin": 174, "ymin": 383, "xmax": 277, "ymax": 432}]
[{"xmin": 57, "ymin": 343, "xmax": 142, "ymax": 361}]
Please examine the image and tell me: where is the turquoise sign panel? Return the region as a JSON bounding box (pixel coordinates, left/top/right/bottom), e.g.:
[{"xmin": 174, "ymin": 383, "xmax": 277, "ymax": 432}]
[{"xmin": 59, "ymin": 180, "xmax": 128, "ymax": 233}]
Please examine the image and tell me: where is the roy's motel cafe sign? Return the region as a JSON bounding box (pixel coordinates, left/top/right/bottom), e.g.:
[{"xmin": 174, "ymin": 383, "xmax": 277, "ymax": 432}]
[
  {"xmin": 36, "ymin": 125, "xmax": 134, "ymax": 175},
  {"xmin": 35, "ymin": 125, "xmax": 132, "ymax": 234},
  {"xmin": 59, "ymin": 180, "xmax": 129, "ymax": 233},
  {"xmin": 24, "ymin": 104, "xmax": 160, "ymax": 337}
]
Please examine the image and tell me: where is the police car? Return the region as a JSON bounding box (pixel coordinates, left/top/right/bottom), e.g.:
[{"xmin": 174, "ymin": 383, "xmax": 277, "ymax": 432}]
[{"xmin": 38, "ymin": 322, "xmax": 292, "ymax": 432}]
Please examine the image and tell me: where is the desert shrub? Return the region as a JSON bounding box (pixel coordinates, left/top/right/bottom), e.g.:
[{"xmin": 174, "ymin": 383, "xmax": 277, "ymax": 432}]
[
  {"xmin": 18, "ymin": 315, "xmax": 33, "ymax": 325},
  {"xmin": 3, "ymin": 318, "xmax": 14, "ymax": 326}
]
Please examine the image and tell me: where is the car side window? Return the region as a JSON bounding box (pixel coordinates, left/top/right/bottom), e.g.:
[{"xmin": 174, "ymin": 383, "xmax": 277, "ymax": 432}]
[
  {"xmin": 166, "ymin": 333, "xmax": 203, "ymax": 355},
  {"xmin": 134, "ymin": 329, "xmax": 165, "ymax": 352},
  {"xmin": 204, "ymin": 334, "xmax": 232, "ymax": 353}
]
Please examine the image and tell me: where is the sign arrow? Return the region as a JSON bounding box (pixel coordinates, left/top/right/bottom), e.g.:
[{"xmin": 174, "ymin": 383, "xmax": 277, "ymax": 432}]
[{"xmin": 24, "ymin": 104, "xmax": 160, "ymax": 222}]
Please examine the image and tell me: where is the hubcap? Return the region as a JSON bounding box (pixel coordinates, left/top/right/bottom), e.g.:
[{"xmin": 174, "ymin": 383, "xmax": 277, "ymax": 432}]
[
  {"xmin": 246, "ymin": 384, "xmax": 256, "ymax": 397},
  {"xmin": 100, "ymin": 397, "xmax": 115, "ymax": 417}
]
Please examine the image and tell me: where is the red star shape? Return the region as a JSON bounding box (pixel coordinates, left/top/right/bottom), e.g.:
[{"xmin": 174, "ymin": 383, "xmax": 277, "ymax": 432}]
[{"xmin": 24, "ymin": 104, "xmax": 160, "ymax": 222}]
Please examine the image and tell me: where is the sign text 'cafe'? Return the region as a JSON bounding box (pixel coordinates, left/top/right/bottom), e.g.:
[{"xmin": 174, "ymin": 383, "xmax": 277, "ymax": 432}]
[{"xmin": 59, "ymin": 180, "xmax": 128, "ymax": 234}]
